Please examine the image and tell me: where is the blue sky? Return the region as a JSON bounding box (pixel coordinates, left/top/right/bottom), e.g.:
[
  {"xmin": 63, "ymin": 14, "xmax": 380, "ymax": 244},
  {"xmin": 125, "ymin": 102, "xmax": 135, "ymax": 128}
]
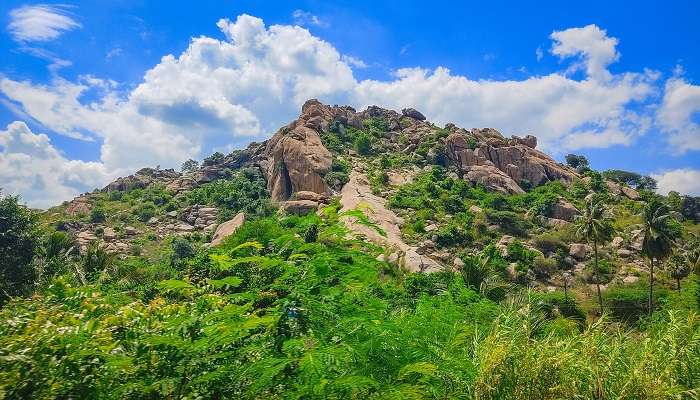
[{"xmin": 1, "ymin": 1, "xmax": 699, "ymax": 207}]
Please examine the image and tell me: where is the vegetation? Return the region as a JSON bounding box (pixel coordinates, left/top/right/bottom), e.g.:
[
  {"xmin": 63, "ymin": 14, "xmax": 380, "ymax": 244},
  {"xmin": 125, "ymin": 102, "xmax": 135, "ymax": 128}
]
[
  {"xmin": 574, "ymin": 198, "xmax": 614, "ymax": 313},
  {"xmin": 1, "ymin": 207, "xmax": 700, "ymax": 399},
  {"xmin": 0, "ymin": 193, "xmax": 39, "ymax": 302}
]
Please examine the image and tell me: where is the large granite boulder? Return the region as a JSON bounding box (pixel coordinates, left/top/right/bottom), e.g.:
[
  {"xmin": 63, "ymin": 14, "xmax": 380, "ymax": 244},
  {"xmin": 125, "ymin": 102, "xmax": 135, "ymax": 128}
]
[
  {"xmin": 210, "ymin": 213, "xmax": 245, "ymax": 247},
  {"xmin": 551, "ymin": 199, "xmax": 580, "ymax": 222},
  {"xmin": 401, "ymin": 107, "xmax": 427, "ymax": 121},
  {"xmin": 262, "ymin": 100, "xmax": 333, "ymax": 201},
  {"xmin": 103, "ymin": 168, "xmax": 180, "ymax": 192}
]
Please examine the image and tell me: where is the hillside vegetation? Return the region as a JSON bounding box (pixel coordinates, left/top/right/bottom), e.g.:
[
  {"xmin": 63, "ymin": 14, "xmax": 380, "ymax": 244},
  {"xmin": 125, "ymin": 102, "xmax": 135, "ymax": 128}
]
[{"xmin": 1, "ymin": 101, "xmax": 700, "ymax": 399}]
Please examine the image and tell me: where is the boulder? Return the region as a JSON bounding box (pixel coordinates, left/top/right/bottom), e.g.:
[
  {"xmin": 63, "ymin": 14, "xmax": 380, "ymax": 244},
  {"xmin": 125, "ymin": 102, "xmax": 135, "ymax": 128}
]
[
  {"xmin": 511, "ymin": 134, "xmax": 537, "ymax": 148},
  {"xmin": 611, "ymin": 236, "xmax": 624, "ymax": 248},
  {"xmin": 621, "ymin": 186, "xmax": 640, "ymax": 200},
  {"xmin": 401, "ymin": 108, "xmax": 426, "ymax": 121},
  {"xmin": 622, "ymin": 275, "xmax": 639, "ymax": 284},
  {"xmin": 551, "ymin": 199, "xmax": 579, "ymax": 222},
  {"xmin": 175, "ymin": 223, "xmax": 195, "ymax": 232},
  {"xmin": 452, "ymin": 257, "xmax": 465, "ymax": 271},
  {"xmin": 617, "ymin": 249, "xmax": 632, "ymax": 258},
  {"xmin": 103, "ymin": 227, "xmax": 116, "ymax": 242},
  {"xmin": 569, "ymin": 243, "xmax": 588, "ymax": 260},
  {"xmin": 281, "ymin": 200, "xmax": 318, "ymax": 215},
  {"xmin": 463, "ymin": 165, "xmax": 524, "ymax": 194},
  {"xmin": 469, "ymin": 205, "xmax": 483, "ymax": 214},
  {"xmin": 103, "ymin": 167, "xmax": 180, "ymax": 193},
  {"xmin": 125, "ymin": 226, "xmax": 138, "ymax": 236},
  {"xmin": 262, "ymin": 100, "xmax": 333, "ymax": 201},
  {"xmin": 605, "ymin": 180, "xmax": 622, "ymax": 196},
  {"xmin": 629, "ymin": 229, "xmax": 643, "ymax": 251},
  {"xmin": 293, "ymin": 191, "xmax": 321, "ymax": 202},
  {"xmin": 210, "ymin": 213, "xmax": 246, "ymax": 247}
]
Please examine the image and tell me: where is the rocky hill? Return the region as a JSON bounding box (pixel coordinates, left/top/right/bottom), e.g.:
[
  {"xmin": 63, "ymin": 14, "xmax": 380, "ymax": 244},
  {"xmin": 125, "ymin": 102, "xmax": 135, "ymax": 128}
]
[{"xmin": 46, "ymin": 99, "xmax": 694, "ymax": 291}]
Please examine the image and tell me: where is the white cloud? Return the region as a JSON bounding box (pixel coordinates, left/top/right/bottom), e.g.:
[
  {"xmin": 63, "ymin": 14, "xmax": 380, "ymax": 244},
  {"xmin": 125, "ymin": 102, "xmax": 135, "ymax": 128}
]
[
  {"xmin": 550, "ymin": 24, "xmax": 619, "ymax": 82},
  {"xmin": 652, "ymin": 168, "xmax": 700, "ymax": 196},
  {"xmin": 7, "ymin": 4, "xmax": 81, "ymax": 42},
  {"xmin": 291, "ymin": 10, "xmax": 325, "ymax": 27},
  {"xmin": 656, "ymin": 76, "xmax": 700, "ymax": 153},
  {"xmin": 535, "ymin": 46, "xmax": 544, "ymax": 61},
  {"xmin": 0, "ymin": 121, "xmax": 113, "ymax": 208},
  {"xmin": 0, "ymin": 17, "xmax": 686, "ymax": 207},
  {"xmin": 342, "ymin": 55, "xmax": 367, "ymax": 69}
]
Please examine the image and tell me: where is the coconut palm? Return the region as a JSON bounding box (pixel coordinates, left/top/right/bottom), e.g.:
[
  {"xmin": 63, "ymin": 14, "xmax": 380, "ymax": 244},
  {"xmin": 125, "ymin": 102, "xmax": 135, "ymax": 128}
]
[
  {"xmin": 666, "ymin": 254, "xmax": 690, "ymax": 293},
  {"xmin": 641, "ymin": 199, "xmax": 680, "ymax": 316},
  {"xmin": 574, "ymin": 197, "xmax": 614, "ymax": 314}
]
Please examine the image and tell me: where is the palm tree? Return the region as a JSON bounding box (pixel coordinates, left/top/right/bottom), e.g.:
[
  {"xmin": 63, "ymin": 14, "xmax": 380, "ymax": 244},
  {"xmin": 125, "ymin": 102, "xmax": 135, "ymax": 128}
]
[
  {"xmin": 641, "ymin": 199, "xmax": 680, "ymax": 316},
  {"xmin": 574, "ymin": 198, "xmax": 614, "ymax": 314},
  {"xmin": 666, "ymin": 254, "xmax": 690, "ymax": 293}
]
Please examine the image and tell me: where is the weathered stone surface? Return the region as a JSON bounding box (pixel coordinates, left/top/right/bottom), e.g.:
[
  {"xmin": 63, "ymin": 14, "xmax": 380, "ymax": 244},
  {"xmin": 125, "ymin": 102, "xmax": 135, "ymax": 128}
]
[
  {"xmin": 65, "ymin": 196, "xmax": 92, "ymax": 216},
  {"xmin": 630, "ymin": 229, "xmax": 643, "ymax": 251},
  {"xmin": 511, "ymin": 134, "xmax": 537, "ymax": 148},
  {"xmin": 551, "ymin": 199, "xmax": 579, "ymax": 222},
  {"xmin": 210, "ymin": 212, "xmax": 246, "ymax": 247},
  {"xmin": 181, "ymin": 205, "xmax": 218, "ymax": 228},
  {"xmin": 618, "ymin": 249, "xmax": 632, "ymax": 258},
  {"xmin": 293, "ymin": 191, "xmax": 321, "ymax": 202},
  {"xmin": 621, "ymin": 186, "xmax": 640, "ymax": 200},
  {"xmin": 339, "ymin": 170, "xmax": 441, "ymax": 273},
  {"xmin": 262, "ymin": 100, "xmax": 333, "ymax": 201},
  {"xmin": 623, "ymin": 275, "xmax": 639, "ymax": 284},
  {"xmin": 611, "ymin": 236, "xmax": 624, "ymax": 248},
  {"xmin": 103, "ymin": 227, "xmax": 116, "ymax": 242},
  {"xmin": 606, "ymin": 180, "xmax": 622, "ymax": 196},
  {"xmin": 445, "ymin": 130, "xmax": 577, "ymax": 191},
  {"xmin": 401, "ymin": 107, "xmax": 426, "ymax": 121},
  {"xmin": 469, "ymin": 205, "xmax": 483, "ymax": 214},
  {"xmin": 103, "ymin": 168, "xmax": 180, "ymax": 192},
  {"xmin": 463, "ymin": 165, "xmax": 525, "ymax": 194},
  {"xmin": 569, "ymin": 243, "xmax": 588, "ymax": 260},
  {"xmin": 281, "ymin": 200, "xmax": 319, "ymax": 215}
]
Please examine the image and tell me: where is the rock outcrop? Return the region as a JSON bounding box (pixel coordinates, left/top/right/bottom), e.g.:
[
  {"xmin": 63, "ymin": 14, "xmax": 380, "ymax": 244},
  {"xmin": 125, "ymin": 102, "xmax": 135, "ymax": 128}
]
[
  {"xmin": 339, "ymin": 170, "xmax": 442, "ymax": 273},
  {"xmin": 551, "ymin": 199, "xmax": 580, "ymax": 222},
  {"xmin": 103, "ymin": 168, "xmax": 180, "ymax": 192},
  {"xmin": 210, "ymin": 212, "xmax": 246, "ymax": 247},
  {"xmin": 261, "ymin": 100, "xmax": 333, "ymax": 202},
  {"xmin": 445, "ymin": 129, "xmax": 578, "ymax": 194}
]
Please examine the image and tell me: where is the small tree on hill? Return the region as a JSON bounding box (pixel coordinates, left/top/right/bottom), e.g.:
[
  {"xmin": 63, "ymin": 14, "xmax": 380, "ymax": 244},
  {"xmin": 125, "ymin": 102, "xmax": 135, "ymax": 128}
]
[
  {"xmin": 181, "ymin": 159, "xmax": 199, "ymax": 174},
  {"xmin": 0, "ymin": 192, "xmax": 39, "ymax": 302},
  {"xmin": 574, "ymin": 198, "xmax": 614, "ymax": 314},
  {"xmin": 641, "ymin": 199, "xmax": 680, "ymax": 316},
  {"xmin": 666, "ymin": 254, "xmax": 690, "ymax": 293},
  {"xmin": 565, "ymin": 154, "xmax": 589, "ymax": 172}
]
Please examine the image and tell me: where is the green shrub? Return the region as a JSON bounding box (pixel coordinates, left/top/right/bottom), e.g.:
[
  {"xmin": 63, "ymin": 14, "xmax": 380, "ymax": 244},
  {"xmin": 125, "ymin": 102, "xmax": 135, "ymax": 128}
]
[
  {"xmin": 485, "ymin": 210, "xmax": 531, "ymax": 236},
  {"xmin": 134, "ymin": 202, "xmax": 156, "ymax": 222},
  {"xmin": 533, "ymin": 232, "xmax": 567, "ymax": 254},
  {"xmin": 532, "ymin": 255, "xmax": 558, "ymax": 278},
  {"xmin": 89, "ymin": 208, "xmax": 106, "ymax": 223},
  {"xmin": 354, "ymin": 131, "xmax": 373, "ymax": 155}
]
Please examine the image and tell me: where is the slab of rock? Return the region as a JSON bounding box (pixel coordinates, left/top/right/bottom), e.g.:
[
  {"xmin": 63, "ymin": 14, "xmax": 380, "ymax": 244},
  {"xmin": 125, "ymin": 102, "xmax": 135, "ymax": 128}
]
[
  {"xmin": 292, "ymin": 191, "xmax": 321, "ymax": 202},
  {"xmin": 401, "ymin": 107, "xmax": 426, "ymax": 121},
  {"xmin": 621, "ymin": 186, "xmax": 640, "ymax": 200},
  {"xmin": 65, "ymin": 196, "xmax": 92, "ymax": 216},
  {"xmin": 463, "ymin": 165, "xmax": 524, "ymax": 194},
  {"xmin": 210, "ymin": 212, "xmax": 245, "ymax": 247},
  {"xmin": 605, "ymin": 180, "xmax": 622, "ymax": 196},
  {"xmin": 125, "ymin": 226, "xmax": 138, "ymax": 236},
  {"xmin": 623, "ymin": 275, "xmax": 639, "ymax": 284},
  {"xmin": 469, "ymin": 205, "xmax": 483, "ymax": 214},
  {"xmin": 617, "ymin": 249, "xmax": 632, "ymax": 258},
  {"xmin": 175, "ymin": 223, "xmax": 195, "ymax": 232},
  {"xmin": 511, "ymin": 135, "xmax": 537, "ymax": 148},
  {"xmin": 340, "ymin": 170, "xmax": 441, "ymax": 273},
  {"xmin": 629, "ymin": 229, "xmax": 643, "ymax": 251},
  {"xmin": 281, "ymin": 200, "xmax": 318, "ymax": 215},
  {"xmin": 551, "ymin": 199, "xmax": 579, "ymax": 222},
  {"xmin": 569, "ymin": 243, "xmax": 588, "ymax": 260}
]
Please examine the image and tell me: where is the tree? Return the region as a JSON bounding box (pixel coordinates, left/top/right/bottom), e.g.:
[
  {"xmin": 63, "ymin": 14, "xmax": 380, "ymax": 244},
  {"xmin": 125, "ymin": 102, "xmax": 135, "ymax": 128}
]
[
  {"xmin": 565, "ymin": 154, "xmax": 589, "ymax": 172},
  {"xmin": 353, "ymin": 132, "xmax": 372, "ymax": 155},
  {"xmin": 641, "ymin": 199, "xmax": 681, "ymax": 316},
  {"xmin": 181, "ymin": 159, "xmax": 200, "ymax": 174},
  {"xmin": 0, "ymin": 192, "xmax": 39, "ymax": 302},
  {"xmin": 203, "ymin": 152, "xmax": 225, "ymax": 166},
  {"xmin": 666, "ymin": 254, "xmax": 690, "ymax": 293},
  {"xmin": 574, "ymin": 198, "xmax": 614, "ymax": 314},
  {"xmin": 636, "ymin": 176, "xmax": 657, "ymax": 191}
]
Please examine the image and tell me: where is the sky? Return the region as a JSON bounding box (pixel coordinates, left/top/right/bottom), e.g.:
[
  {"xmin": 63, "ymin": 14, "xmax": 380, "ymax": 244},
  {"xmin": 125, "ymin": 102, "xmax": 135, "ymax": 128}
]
[{"xmin": 0, "ymin": 1, "xmax": 699, "ymax": 208}]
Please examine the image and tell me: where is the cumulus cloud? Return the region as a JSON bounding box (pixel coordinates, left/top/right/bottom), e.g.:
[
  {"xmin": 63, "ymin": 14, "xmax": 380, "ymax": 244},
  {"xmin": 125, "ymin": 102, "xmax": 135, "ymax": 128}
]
[
  {"xmin": 652, "ymin": 169, "xmax": 700, "ymax": 196},
  {"xmin": 550, "ymin": 24, "xmax": 619, "ymax": 81},
  {"xmin": 0, "ymin": 15, "xmax": 688, "ymax": 207},
  {"xmin": 656, "ymin": 77, "xmax": 700, "ymax": 153},
  {"xmin": 7, "ymin": 4, "xmax": 81, "ymax": 42},
  {"xmin": 0, "ymin": 121, "xmax": 112, "ymax": 208}
]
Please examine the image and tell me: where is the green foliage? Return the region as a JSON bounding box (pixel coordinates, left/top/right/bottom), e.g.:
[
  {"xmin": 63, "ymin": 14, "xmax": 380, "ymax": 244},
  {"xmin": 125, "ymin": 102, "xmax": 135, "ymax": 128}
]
[
  {"xmin": 1, "ymin": 207, "xmax": 700, "ymax": 398},
  {"xmin": 134, "ymin": 202, "xmax": 156, "ymax": 222},
  {"xmin": 324, "ymin": 157, "xmax": 351, "ymax": 190},
  {"xmin": 485, "ymin": 209, "xmax": 531, "ymax": 236},
  {"xmin": 0, "ymin": 193, "xmax": 39, "ymax": 302},
  {"xmin": 89, "ymin": 208, "xmax": 106, "ymax": 223},
  {"xmin": 186, "ymin": 168, "xmax": 272, "ymax": 218},
  {"xmin": 181, "ymin": 158, "xmax": 199, "ymax": 174},
  {"xmin": 354, "ymin": 131, "xmax": 373, "ymax": 155},
  {"xmin": 565, "ymin": 153, "xmax": 589, "ymax": 172}
]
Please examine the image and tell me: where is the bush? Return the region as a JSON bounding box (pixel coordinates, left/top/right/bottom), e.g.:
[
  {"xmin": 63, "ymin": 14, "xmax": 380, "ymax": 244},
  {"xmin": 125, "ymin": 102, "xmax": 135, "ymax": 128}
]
[
  {"xmin": 485, "ymin": 210, "xmax": 531, "ymax": 236},
  {"xmin": 90, "ymin": 208, "xmax": 106, "ymax": 223},
  {"xmin": 533, "ymin": 232, "xmax": 567, "ymax": 254},
  {"xmin": 135, "ymin": 203, "xmax": 156, "ymax": 222},
  {"xmin": 605, "ymin": 284, "xmax": 669, "ymax": 323},
  {"xmin": 0, "ymin": 193, "xmax": 39, "ymax": 301},
  {"xmin": 532, "ymin": 255, "xmax": 558, "ymax": 278},
  {"xmin": 186, "ymin": 169, "xmax": 271, "ymax": 217},
  {"xmin": 354, "ymin": 132, "xmax": 372, "ymax": 155}
]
